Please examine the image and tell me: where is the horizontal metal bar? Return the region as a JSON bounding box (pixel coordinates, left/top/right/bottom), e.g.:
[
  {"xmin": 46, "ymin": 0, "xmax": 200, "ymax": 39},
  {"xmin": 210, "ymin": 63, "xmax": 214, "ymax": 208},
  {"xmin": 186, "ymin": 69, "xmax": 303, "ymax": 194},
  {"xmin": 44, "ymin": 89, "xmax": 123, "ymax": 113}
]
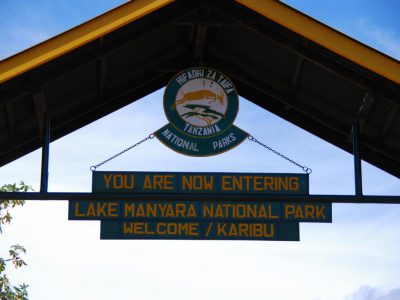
[{"xmin": 0, "ymin": 192, "xmax": 400, "ymax": 204}]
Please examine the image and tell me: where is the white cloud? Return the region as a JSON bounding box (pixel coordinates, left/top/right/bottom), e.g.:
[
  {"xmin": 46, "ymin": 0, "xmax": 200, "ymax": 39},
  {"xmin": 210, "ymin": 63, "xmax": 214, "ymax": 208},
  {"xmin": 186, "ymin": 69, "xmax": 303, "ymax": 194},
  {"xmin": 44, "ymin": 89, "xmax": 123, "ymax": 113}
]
[
  {"xmin": 346, "ymin": 286, "xmax": 400, "ymax": 300},
  {"xmin": 1, "ymin": 3, "xmax": 400, "ymax": 300},
  {"xmin": 356, "ymin": 18, "xmax": 400, "ymax": 60}
]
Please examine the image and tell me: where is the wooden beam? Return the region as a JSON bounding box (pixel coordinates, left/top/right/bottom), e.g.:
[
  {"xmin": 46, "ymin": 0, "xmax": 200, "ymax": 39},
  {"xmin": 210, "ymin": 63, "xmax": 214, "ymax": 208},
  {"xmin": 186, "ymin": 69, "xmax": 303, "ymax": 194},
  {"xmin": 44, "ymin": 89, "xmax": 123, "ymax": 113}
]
[
  {"xmin": 176, "ymin": 21, "xmax": 238, "ymax": 26},
  {"xmin": 290, "ymin": 57, "xmax": 304, "ymax": 91},
  {"xmin": 287, "ymin": 40, "xmax": 307, "ymax": 111},
  {"xmin": 357, "ymin": 91, "xmax": 375, "ymax": 132},
  {"xmin": 194, "ymin": 24, "xmax": 208, "ymax": 64},
  {"xmin": 33, "ymin": 91, "xmax": 47, "ymax": 140},
  {"xmin": 98, "ymin": 56, "xmax": 107, "ymax": 96},
  {"xmin": 379, "ymin": 104, "xmax": 399, "ymax": 139},
  {"xmin": 290, "ymin": 40, "xmax": 308, "ymax": 92},
  {"xmin": 5, "ymin": 104, "xmax": 15, "ymax": 136}
]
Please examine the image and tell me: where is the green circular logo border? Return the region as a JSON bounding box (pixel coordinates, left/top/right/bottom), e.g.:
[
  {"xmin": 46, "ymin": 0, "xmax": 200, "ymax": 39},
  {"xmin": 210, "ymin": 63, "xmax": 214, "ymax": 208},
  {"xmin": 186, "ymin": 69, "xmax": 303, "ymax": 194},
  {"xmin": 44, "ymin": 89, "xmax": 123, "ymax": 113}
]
[{"xmin": 163, "ymin": 67, "xmax": 239, "ymax": 138}]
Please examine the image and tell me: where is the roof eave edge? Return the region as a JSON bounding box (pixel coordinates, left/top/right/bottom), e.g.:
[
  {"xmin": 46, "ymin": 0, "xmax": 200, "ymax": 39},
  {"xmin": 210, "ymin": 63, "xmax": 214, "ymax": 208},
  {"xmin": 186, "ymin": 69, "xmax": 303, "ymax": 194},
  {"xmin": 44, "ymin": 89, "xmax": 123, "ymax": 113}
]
[
  {"xmin": 0, "ymin": 0, "xmax": 175, "ymax": 84},
  {"xmin": 235, "ymin": 0, "xmax": 400, "ymax": 85}
]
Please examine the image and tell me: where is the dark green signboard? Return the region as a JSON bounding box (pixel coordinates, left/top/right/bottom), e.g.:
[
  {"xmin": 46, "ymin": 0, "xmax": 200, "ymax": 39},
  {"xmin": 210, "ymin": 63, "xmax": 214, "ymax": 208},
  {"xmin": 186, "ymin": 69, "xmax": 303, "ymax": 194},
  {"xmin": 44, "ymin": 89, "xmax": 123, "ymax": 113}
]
[
  {"xmin": 68, "ymin": 171, "xmax": 332, "ymax": 241},
  {"xmin": 154, "ymin": 67, "xmax": 248, "ymax": 156},
  {"xmin": 100, "ymin": 220, "xmax": 300, "ymax": 241},
  {"xmin": 69, "ymin": 200, "xmax": 332, "ymax": 223},
  {"xmin": 91, "ymin": 171, "xmax": 309, "ymax": 194}
]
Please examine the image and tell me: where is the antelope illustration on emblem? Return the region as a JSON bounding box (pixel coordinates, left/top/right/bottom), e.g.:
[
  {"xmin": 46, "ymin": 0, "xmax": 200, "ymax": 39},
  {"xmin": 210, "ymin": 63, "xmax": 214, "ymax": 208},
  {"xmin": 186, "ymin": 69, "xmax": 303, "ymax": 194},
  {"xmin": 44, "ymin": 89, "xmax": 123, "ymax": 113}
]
[{"xmin": 170, "ymin": 87, "xmax": 225, "ymax": 109}]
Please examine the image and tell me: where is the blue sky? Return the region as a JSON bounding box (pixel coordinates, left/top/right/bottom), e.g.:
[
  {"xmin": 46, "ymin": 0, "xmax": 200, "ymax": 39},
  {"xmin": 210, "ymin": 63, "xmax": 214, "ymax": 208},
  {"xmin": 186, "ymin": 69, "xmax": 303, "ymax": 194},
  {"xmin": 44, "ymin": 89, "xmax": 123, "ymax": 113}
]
[{"xmin": 1, "ymin": 1, "xmax": 400, "ymax": 300}]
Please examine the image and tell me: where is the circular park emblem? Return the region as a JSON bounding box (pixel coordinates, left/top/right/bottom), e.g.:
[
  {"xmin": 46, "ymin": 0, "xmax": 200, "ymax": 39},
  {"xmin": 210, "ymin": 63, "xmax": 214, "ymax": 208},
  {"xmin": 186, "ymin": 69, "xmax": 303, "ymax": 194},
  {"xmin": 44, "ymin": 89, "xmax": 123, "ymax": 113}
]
[
  {"xmin": 163, "ymin": 68, "xmax": 239, "ymax": 137},
  {"xmin": 154, "ymin": 67, "xmax": 248, "ymax": 156}
]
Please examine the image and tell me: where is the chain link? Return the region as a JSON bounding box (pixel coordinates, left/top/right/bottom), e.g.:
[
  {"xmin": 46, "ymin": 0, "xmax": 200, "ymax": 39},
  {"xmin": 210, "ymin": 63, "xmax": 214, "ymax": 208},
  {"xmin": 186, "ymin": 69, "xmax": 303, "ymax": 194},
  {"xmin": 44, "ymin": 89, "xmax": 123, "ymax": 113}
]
[
  {"xmin": 248, "ymin": 135, "xmax": 312, "ymax": 174},
  {"xmin": 90, "ymin": 134, "xmax": 155, "ymax": 171}
]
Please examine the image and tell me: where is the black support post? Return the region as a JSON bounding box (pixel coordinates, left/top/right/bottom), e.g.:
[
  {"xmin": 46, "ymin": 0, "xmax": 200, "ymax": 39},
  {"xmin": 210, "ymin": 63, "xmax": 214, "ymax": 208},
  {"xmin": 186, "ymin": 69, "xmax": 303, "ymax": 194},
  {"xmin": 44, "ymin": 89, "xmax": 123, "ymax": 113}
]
[
  {"xmin": 40, "ymin": 115, "xmax": 50, "ymax": 193},
  {"xmin": 353, "ymin": 118, "xmax": 363, "ymax": 197}
]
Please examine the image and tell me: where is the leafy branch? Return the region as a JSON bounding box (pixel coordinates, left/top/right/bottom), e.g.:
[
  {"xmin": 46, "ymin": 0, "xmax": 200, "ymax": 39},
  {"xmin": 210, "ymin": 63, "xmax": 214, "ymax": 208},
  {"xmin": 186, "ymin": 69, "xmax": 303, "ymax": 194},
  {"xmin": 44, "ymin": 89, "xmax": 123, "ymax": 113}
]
[
  {"xmin": 0, "ymin": 182, "xmax": 32, "ymax": 300},
  {"xmin": 0, "ymin": 182, "xmax": 31, "ymax": 233}
]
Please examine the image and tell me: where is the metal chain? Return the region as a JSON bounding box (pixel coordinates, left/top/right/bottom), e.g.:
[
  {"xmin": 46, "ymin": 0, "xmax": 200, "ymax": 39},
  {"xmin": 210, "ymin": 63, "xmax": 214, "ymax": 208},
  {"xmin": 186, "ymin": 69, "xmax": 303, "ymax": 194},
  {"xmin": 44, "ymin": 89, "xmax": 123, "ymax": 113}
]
[
  {"xmin": 90, "ymin": 134, "xmax": 155, "ymax": 171},
  {"xmin": 248, "ymin": 135, "xmax": 312, "ymax": 174}
]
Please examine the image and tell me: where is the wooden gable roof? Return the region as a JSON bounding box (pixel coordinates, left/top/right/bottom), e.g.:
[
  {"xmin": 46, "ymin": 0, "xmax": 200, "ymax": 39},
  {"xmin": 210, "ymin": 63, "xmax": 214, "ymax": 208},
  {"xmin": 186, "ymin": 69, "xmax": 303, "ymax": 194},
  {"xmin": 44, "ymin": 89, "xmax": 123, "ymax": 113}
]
[{"xmin": 1, "ymin": 0, "xmax": 399, "ymax": 177}]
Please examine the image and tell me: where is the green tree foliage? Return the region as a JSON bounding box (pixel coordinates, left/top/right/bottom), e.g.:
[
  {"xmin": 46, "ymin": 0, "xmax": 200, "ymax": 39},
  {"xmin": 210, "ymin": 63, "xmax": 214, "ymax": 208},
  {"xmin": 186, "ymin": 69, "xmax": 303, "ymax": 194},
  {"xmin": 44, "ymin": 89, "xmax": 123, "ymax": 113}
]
[{"xmin": 0, "ymin": 182, "xmax": 31, "ymax": 300}]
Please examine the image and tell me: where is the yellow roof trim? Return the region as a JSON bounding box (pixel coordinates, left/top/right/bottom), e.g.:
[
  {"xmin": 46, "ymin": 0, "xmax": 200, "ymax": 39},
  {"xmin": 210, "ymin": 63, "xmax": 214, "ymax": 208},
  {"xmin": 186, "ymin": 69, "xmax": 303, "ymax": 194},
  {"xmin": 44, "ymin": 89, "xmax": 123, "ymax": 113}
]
[
  {"xmin": 0, "ymin": 0, "xmax": 175, "ymax": 84},
  {"xmin": 235, "ymin": 0, "xmax": 400, "ymax": 84}
]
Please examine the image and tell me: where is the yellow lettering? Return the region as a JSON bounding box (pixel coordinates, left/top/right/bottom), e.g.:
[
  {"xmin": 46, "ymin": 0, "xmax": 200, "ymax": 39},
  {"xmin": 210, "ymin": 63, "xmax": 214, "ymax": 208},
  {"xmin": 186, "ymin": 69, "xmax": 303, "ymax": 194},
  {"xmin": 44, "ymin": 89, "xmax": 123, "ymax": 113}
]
[
  {"xmin": 247, "ymin": 204, "xmax": 257, "ymax": 218},
  {"xmin": 253, "ymin": 176, "xmax": 263, "ymax": 191},
  {"xmin": 124, "ymin": 203, "xmax": 134, "ymax": 217},
  {"xmin": 253, "ymin": 223, "xmax": 263, "ymax": 237},
  {"xmin": 244, "ymin": 176, "xmax": 252, "ymax": 190},
  {"xmin": 188, "ymin": 223, "xmax": 199, "ymax": 236},
  {"xmin": 264, "ymin": 224, "xmax": 274, "ymax": 237},
  {"xmin": 103, "ymin": 174, "xmax": 112, "ymax": 189},
  {"xmin": 144, "ymin": 223, "xmax": 155, "ymax": 234},
  {"xmin": 134, "ymin": 222, "xmax": 144, "ymax": 234},
  {"xmin": 232, "ymin": 176, "xmax": 242, "ymax": 191},
  {"xmin": 203, "ymin": 204, "xmax": 213, "ymax": 218},
  {"xmin": 278, "ymin": 177, "xmax": 288, "ymax": 191},
  {"xmin": 238, "ymin": 223, "xmax": 248, "ymax": 237},
  {"xmin": 221, "ymin": 176, "xmax": 232, "ymax": 191},
  {"xmin": 153, "ymin": 175, "xmax": 163, "ymax": 190},
  {"xmin": 294, "ymin": 205, "xmax": 304, "ymax": 218},
  {"xmin": 123, "ymin": 222, "xmax": 133, "ymax": 234},
  {"xmin": 304, "ymin": 205, "xmax": 315, "ymax": 219},
  {"xmin": 264, "ymin": 177, "xmax": 274, "ymax": 191},
  {"xmin": 108, "ymin": 203, "xmax": 118, "ymax": 217},
  {"xmin": 182, "ymin": 176, "xmax": 191, "ymax": 190},
  {"xmin": 87, "ymin": 203, "xmax": 96, "ymax": 216},
  {"xmin": 217, "ymin": 223, "xmax": 227, "ymax": 236},
  {"xmin": 123, "ymin": 175, "xmax": 134, "ymax": 189},
  {"xmin": 268, "ymin": 205, "xmax": 279, "ymax": 219},
  {"xmin": 74, "ymin": 203, "xmax": 86, "ymax": 217},
  {"xmin": 259, "ymin": 205, "xmax": 267, "ymax": 218},
  {"xmin": 143, "ymin": 175, "xmax": 153, "ymax": 189},
  {"xmin": 157, "ymin": 223, "xmax": 167, "ymax": 234},
  {"xmin": 228, "ymin": 223, "xmax": 238, "ymax": 236},
  {"xmin": 167, "ymin": 223, "xmax": 176, "ymax": 234},
  {"xmin": 182, "ymin": 175, "xmax": 213, "ymax": 191},
  {"xmin": 284, "ymin": 205, "xmax": 295, "ymax": 218},
  {"xmin": 136, "ymin": 204, "xmax": 145, "ymax": 217},
  {"xmin": 164, "ymin": 175, "xmax": 174, "ymax": 190},
  {"xmin": 284, "ymin": 204, "xmax": 327, "ymax": 220},
  {"xmin": 236, "ymin": 204, "xmax": 246, "ymax": 218},
  {"xmin": 96, "ymin": 203, "xmax": 107, "ymax": 216},
  {"xmin": 175, "ymin": 204, "xmax": 185, "ymax": 217},
  {"xmin": 192, "ymin": 176, "xmax": 202, "ymax": 190},
  {"xmin": 114, "ymin": 175, "xmax": 124, "ymax": 189},
  {"xmin": 158, "ymin": 203, "xmax": 167, "ymax": 216},
  {"xmin": 316, "ymin": 206, "xmax": 326, "ymax": 219},
  {"xmin": 188, "ymin": 204, "xmax": 196, "ymax": 217},
  {"xmin": 289, "ymin": 177, "xmax": 299, "ymax": 191},
  {"xmin": 215, "ymin": 205, "xmax": 224, "ymax": 217},
  {"xmin": 203, "ymin": 176, "xmax": 214, "ymax": 191},
  {"xmin": 147, "ymin": 204, "xmax": 157, "ymax": 217},
  {"xmin": 165, "ymin": 205, "xmax": 174, "ymax": 217}
]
